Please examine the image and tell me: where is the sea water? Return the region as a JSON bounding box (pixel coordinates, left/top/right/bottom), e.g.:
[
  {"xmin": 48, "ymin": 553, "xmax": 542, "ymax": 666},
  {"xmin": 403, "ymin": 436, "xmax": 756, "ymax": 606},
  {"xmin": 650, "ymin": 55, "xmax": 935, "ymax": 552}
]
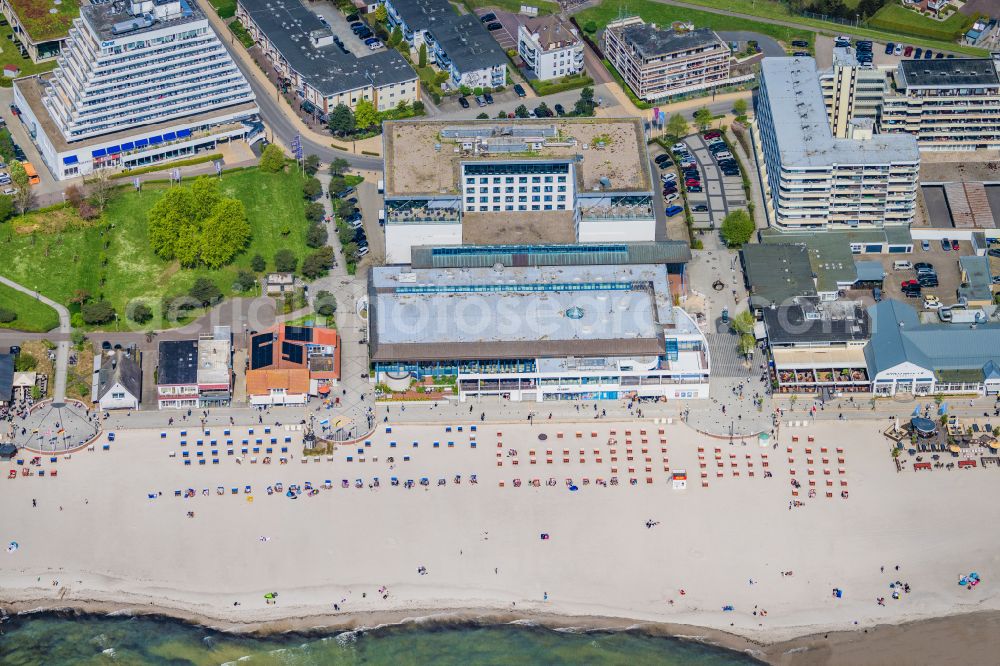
[{"xmin": 0, "ymin": 612, "xmax": 763, "ymax": 665}]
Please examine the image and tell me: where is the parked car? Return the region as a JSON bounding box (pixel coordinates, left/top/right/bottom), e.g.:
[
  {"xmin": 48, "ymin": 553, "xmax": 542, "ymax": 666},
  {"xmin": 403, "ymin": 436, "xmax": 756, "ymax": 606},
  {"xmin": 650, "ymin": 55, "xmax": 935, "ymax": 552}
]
[
  {"xmin": 914, "ymin": 262, "xmax": 933, "ymax": 271},
  {"xmin": 688, "ymin": 185, "xmax": 703, "ymax": 193},
  {"xmin": 894, "ymin": 44, "xmax": 903, "ymax": 56},
  {"xmin": 693, "ymin": 204, "xmax": 709, "ymax": 212},
  {"xmin": 885, "ymin": 42, "xmax": 895, "ymax": 55},
  {"xmin": 664, "ymin": 192, "xmax": 679, "ymax": 203},
  {"xmin": 904, "ymin": 46, "xmax": 913, "ymax": 56},
  {"xmin": 487, "ymin": 22, "xmax": 502, "ymax": 30},
  {"xmin": 672, "ymin": 143, "xmax": 686, "ymax": 151},
  {"xmin": 513, "ymin": 83, "xmax": 526, "ymax": 97},
  {"xmin": 951, "ymin": 239, "xmax": 960, "ymax": 251},
  {"xmin": 554, "ymin": 103, "xmax": 565, "ymax": 116},
  {"xmin": 873, "ymin": 286, "xmax": 882, "ymax": 302},
  {"xmin": 658, "ymin": 162, "xmax": 672, "ymax": 170},
  {"xmin": 654, "ymin": 154, "xmax": 671, "ymax": 165},
  {"xmin": 662, "ymin": 187, "xmax": 677, "ymax": 196},
  {"xmin": 665, "ymin": 205, "xmax": 684, "ymax": 217},
  {"xmin": 356, "ymin": 245, "xmax": 370, "ymax": 258},
  {"xmin": 704, "ymin": 130, "xmax": 721, "ymax": 140},
  {"xmin": 475, "ymin": 95, "xmax": 487, "ymax": 107},
  {"xmin": 458, "ymin": 96, "xmax": 470, "ymax": 108},
  {"xmin": 484, "ymin": 92, "xmax": 494, "ymax": 104},
  {"xmin": 921, "ymin": 239, "xmax": 930, "ymax": 251},
  {"xmin": 350, "ymin": 21, "xmax": 364, "ymax": 29},
  {"xmin": 941, "ymin": 238, "xmax": 951, "ymax": 250},
  {"xmin": 480, "ymin": 12, "xmax": 497, "ymax": 22},
  {"xmin": 792, "ymin": 40, "xmax": 809, "ymax": 48},
  {"xmin": 346, "ymin": 13, "xmax": 359, "ymax": 22},
  {"xmin": 914, "ymin": 48, "xmax": 923, "ymax": 58},
  {"xmin": 924, "ymin": 49, "xmax": 933, "ymax": 59}
]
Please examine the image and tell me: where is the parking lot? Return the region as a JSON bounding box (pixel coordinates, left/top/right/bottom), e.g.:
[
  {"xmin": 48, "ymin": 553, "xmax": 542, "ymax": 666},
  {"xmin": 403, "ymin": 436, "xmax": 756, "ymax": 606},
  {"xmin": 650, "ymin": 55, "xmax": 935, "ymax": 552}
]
[
  {"xmin": 312, "ymin": 3, "xmax": 380, "ymax": 58},
  {"xmin": 682, "ymin": 134, "xmax": 746, "ymax": 230},
  {"xmin": 474, "ymin": 8, "xmax": 519, "ymax": 52},
  {"xmin": 869, "ymin": 241, "xmax": 969, "ymax": 306}
]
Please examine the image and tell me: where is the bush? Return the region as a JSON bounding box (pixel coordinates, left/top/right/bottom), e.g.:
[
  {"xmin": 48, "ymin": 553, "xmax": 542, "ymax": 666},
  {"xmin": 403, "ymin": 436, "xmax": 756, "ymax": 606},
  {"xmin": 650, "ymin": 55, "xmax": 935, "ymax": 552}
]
[
  {"xmin": 259, "ymin": 144, "xmax": 286, "ymax": 173},
  {"xmin": 315, "ymin": 290, "xmax": 337, "ymax": 316},
  {"xmin": 81, "ymin": 301, "xmax": 116, "ymax": 325},
  {"xmin": 0, "ymin": 308, "xmax": 15, "ymax": 323},
  {"xmin": 302, "ymin": 177, "xmax": 322, "ymax": 199},
  {"xmin": 14, "ymin": 351, "xmax": 37, "ymax": 371},
  {"xmin": 720, "ymin": 209, "xmax": 755, "ymax": 247},
  {"xmin": 130, "ymin": 302, "xmax": 153, "ymax": 324},
  {"xmin": 234, "ymin": 269, "xmax": 257, "ymax": 292},
  {"xmin": 251, "ymin": 254, "xmax": 266, "ymax": 272},
  {"xmin": 274, "ymin": 248, "xmax": 297, "ymax": 272},
  {"xmin": 305, "ymin": 201, "xmax": 326, "ymax": 223},
  {"xmin": 306, "ymin": 223, "xmax": 328, "ymax": 248}
]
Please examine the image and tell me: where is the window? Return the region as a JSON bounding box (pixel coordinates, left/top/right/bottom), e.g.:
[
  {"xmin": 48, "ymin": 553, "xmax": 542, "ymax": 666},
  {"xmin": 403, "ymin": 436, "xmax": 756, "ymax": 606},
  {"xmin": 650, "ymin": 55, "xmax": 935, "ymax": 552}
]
[{"xmin": 112, "ymin": 392, "xmax": 126, "ymax": 400}]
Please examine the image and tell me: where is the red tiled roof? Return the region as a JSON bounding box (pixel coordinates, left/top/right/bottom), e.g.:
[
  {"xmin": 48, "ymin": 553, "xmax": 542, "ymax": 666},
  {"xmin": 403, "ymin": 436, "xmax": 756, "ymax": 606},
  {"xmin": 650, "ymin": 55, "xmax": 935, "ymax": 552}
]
[{"xmin": 246, "ymin": 369, "xmax": 310, "ymax": 396}]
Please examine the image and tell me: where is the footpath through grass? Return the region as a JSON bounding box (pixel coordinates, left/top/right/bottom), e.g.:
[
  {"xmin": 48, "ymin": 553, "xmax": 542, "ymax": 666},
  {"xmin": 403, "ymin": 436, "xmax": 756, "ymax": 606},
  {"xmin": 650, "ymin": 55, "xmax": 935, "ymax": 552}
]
[
  {"xmin": 0, "ymin": 284, "xmax": 60, "ymax": 332},
  {"xmin": 0, "ymin": 168, "xmax": 312, "ymax": 327},
  {"xmin": 577, "ymin": 0, "xmax": 986, "ymax": 57}
]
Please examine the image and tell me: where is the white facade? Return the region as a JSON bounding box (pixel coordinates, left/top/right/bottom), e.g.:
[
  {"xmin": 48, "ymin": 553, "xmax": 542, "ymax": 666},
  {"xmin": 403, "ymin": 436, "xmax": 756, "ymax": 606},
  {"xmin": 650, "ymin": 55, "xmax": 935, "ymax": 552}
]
[
  {"xmin": 460, "ymin": 161, "xmax": 574, "ymax": 212},
  {"xmin": 516, "ymin": 19, "xmax": 584, "ymax": 81},
  {"xmin": 248, "ymin": 390, "xmax": 308, "ymax": 406},
  {"xmin": 98, "ymin": 381, "xmax": 140, "ymax": 411},
  {"xmin": 13, "ymin": 0, "xmax": 258, "ymax": 180},
  {"xmin": 157, "ymin": 384, "xmax": 200, "ymax": 410}
]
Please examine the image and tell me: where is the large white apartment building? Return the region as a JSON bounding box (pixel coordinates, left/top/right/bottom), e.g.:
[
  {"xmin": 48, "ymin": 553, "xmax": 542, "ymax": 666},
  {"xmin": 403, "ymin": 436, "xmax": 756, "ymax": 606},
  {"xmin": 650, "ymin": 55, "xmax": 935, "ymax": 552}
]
[
  {"xmin": 13, "ymin": 0, "xmax": 258, "ymax": 180},
  {"xmin": 755, "ymin": 57, "xmax": 920, "ymax": 232},
  {"xmin": 237, "ymin": 0, "xmax": 418, "ymax": 115},
  {"xmin": 820, "ymin": 47, "xmax": 888, "ymax": 139},
  {"xmin": 881, "ymin": 57, "xmax": 1000, "ymax": 151},
  {"xmin": 381, "ymin": 118, "xmax": 658, "ymax": 264},
  {"xmin": 516, "ymin": 16, "xmax": 584, "ymax": 81},
  {"xmin": 603, "ymin": 17, "xmax": 732, "ymax": 101}
]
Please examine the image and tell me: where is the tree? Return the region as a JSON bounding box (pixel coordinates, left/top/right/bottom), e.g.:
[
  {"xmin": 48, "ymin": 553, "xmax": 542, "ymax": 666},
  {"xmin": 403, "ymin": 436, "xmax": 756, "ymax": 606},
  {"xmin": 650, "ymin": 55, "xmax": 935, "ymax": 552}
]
[
  {"xmin": 174, "ymin": 224, "xmax": 203, "ymax": 267},
  {"xmin": 0, "ymin": 308, "xmax": 16, "ymax": 323},
  {"xmin": 329, "ymin": 157, "xmax": 350, "ymax": 176},
  {"xmin": 336, "ymin": 199, "xmax": 356, "ymax": 219},
  {"xmin": 301, "ymin": 246, "xmax": 334, "ymax": 279},
  {"xmin": 418, "ymin": 42, "xmax": 427, "ymax": 68},
  {"xmin": 720, "ymin": 209, "xmax": 755, "ymax": 247},
  {"xmin": 315, "ymin": 290, "xmax": 336, "ymax": 317},
  {"xmin": 190, "ymin": 176, "xmax": 222, "ymax": 213},
  {"xmin": 89, "ymin": 167, "xmax": 118, "ymax": 213},
  {"xmin": 0, "ymin": 129, "xmax": 15, "ymax": 164},
  {"xmin": 69, "ymin": 289, "xmax": 91, "ymax": 306},
  {"xmin": 693, "ymin": 106, "xmax": 713, "ymax": 131},
  {"xmin": 9, "ymin": 162, "xmax": 31, "ymax": 214},
  {"xmin": 302, "ymin": 177, "xmax": 322, "ymax": 199},
  {"xmin": 234, "ymin": 269, "xmax": 257, "ymax": 292},
  {"xmin": 373, "ymin": 4, "xmax": 388, "ymax": 22},
  {"xmin": 259, "ymin": 144, "xmax": 286, "ymax": 172},
  {"xmin": 343, "ymin": 241, "xmax": 358, "ymax": 260},
  {"xmin": 81, "ymin": 301, "xmax": 116, "ymax": 325},
  {"xmin": 389, "ymin": 26, "xmax": 403, "ymax": 47},
  {"xmin": 666, "ymin": 113, "xmax": 688, "ymax": 140},
  {"xmin": 514, "ymin": 104, "xmax": 529, "ymax": 118},
  {"xmin": 328, "ymin": 104, "xmax": 355, "ymax": 135},
  {"xmin": 729, "ymin": 310, "xmax": 756, "ymax": 357},
  {"xmin": 130, "ymin": 302, "xmax": 153, "ymax": 324},
  {"xmin": 251, "ymin": 253, "xmax": 266, "ymax": 272},
  {"xmin": 535, "ymin": 102, "xmax": 551, "ymax": 117},
  {"xmin": 306, "ymin": 223, "xmax": 328, "ymax": 248},
  {"xmin": 412, "ymin": 100, "xmax": 424, "ymax": 115},
  {"xmin": 147, "ymin": 187, "xmax": 196, "ymax": 259},
  {"xmin": 305, "ymin": 201, "xmax": 326, "ymax": 223},
  {"xmin": 64, "ymin": 185, "xmax": 85, "ymax": 208},
  {"xmin": 0, "ymin": 194, "xmax": 14, "ymax": 223},
  {"xmin": 476, "ymin": 112, "xmax": 489, "ymax": 119},
  {"xmin": 733, "ymin": 98, "xmax": 748, "ymax": 118},
  {"xmin": 199, "ymin": 199, "xmax": 251, "ymax": 269},
  {"xmin": 274, "ymin": 248, "xmax": 297, "ymax": 272},
  {"xmin": 303, "ymin": 154, "xmax": 321, "ymax": 176},
  {"xmin": 189, "ymin": 277, "xmax": 222, "ymax": 306},
  {"xmin": 354, "ymin": 99, "xmax": 379, "ymax": 130}
]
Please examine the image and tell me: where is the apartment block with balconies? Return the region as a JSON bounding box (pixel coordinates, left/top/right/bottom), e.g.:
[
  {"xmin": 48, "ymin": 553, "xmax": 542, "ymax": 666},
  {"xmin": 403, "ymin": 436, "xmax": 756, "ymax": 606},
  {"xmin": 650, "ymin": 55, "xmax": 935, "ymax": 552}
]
[
  {"xmin": 12, "ymin": 0, "xmax": 258, "ymax": 180},
  {"xmin": 755, "ymin": 57, "xmax": 919, "ymax": 232},
  {"xmin": 603, "ymin": 17, "xmax": 730, "ymax": 101},
  {"xmin": 516, "ymin": 16, "xmax": 584, "ymax": 81}
]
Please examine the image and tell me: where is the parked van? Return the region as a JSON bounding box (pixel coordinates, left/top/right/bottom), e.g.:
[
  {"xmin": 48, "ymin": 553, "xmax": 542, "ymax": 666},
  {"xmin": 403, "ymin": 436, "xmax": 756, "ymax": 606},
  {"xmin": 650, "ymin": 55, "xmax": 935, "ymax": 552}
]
[
  {"xmin": 893, "ymin": 260, "xmax": 913, "ymax": 271},
  {"xmin": 21, "ymin": 161, "xmax": 39, "ymax": 185},
  {"xmin": 665, "ymin": 205, "xmax": 684, "ymax": 217}
]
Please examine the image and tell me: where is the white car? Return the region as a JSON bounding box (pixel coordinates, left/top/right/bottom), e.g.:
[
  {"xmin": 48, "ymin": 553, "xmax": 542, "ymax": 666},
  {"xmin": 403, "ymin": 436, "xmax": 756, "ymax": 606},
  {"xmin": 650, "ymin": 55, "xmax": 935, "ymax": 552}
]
[
  {"xmin": 923, "ymin": 295, "xmax": 941, "ymax": 310},
  {"xmin": 672, "ymin": 143, "xmax": 686, "ymax": 151},
  {"xmin": 1, "ymin": 186, "xmax": 14, "ymax": 196},
  {"xmin": 355, "ymin": 245, "xmax": 370, "ymax": 258},
  {"xmin": 368, "ymin": 41, "xmax": 383, "ymax": 50},
  {"xmin": 664, "ymin": 193, "xmax": 679, "ymax": 203}
]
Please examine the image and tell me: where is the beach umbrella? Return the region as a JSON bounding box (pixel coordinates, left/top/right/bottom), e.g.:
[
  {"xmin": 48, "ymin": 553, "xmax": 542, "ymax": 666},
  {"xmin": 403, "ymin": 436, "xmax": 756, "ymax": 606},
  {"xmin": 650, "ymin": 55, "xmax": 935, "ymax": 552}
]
[
  {"xmin": 6, "ymin": 541, "xmax": 17, "ymax": 553},
  {"xmin": 939, "ymin": 402, "xmax": 948, "ymax": 415},
  {"xmin": 949, "ymin": 444, "xmax": 961, "ymax": 454}
]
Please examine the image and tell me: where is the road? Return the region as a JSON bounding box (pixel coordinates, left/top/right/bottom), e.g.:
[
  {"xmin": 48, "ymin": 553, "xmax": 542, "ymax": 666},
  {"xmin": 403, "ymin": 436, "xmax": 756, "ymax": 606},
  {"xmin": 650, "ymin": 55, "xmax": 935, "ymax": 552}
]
[{"xmin": 0, "ymin": 275, "xmax": 70, "ymax": 402}]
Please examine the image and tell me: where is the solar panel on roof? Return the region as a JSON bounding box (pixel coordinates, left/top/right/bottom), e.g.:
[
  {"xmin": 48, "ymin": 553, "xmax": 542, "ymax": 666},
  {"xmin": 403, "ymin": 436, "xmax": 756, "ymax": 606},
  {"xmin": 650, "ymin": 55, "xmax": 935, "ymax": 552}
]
[
  {"xmin": 283, "ymin": 326, "xmax": 313, "ymax": 342},
  {"xmin": 281, "ymin": 341, "xmax": 304, "ymax": 365},
  {"xmin": 250, "ymin": 332, "xmax": 274, "ymax": 370}
]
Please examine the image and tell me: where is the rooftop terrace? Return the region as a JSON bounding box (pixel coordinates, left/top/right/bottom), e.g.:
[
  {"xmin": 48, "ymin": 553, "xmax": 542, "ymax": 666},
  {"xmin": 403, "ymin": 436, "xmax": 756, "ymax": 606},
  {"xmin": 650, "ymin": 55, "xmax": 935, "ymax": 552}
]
[
  {"xmin": 383, "ymin": 118, "xmax": 650, "ymax": 197},
  {"xmin": 10, "ymin": 0, "xmax": 80, "ymax": 43}
]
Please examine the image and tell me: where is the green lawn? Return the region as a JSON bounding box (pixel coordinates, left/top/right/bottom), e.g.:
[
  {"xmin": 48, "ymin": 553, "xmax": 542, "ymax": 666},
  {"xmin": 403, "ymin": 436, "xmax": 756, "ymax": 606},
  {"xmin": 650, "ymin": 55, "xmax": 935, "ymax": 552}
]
[
  {"xmin": 0, "ymin": 284, "xmax": 59, "ymax": 332},
  {"xmin": 12, "ymin": 0, "xmax": 79, "ymax": 42},
  {"xmin": 464, "ymin": 0, "xmax": 558, "ymax": 16},
  {"xmin": 579, "ymin": 0, "xmax": 986, "ymax": 57},
  {"xmin": 207, "ymin": 0, "xmax": 237, "ymax": 18},
  {"xmin": 0, "ymin": 168, "xmax": 312, "ymax": 328},
  {"xmin": 0, "ymin": 23, "xmax": 56, "ymax": 87},
  {"xmin": 868, "ymin": 3, "xmax": 975, "ymax": 42},
  {"xmin": 576, "ymin": 0, "xmax": 814, "ymax": 49}
]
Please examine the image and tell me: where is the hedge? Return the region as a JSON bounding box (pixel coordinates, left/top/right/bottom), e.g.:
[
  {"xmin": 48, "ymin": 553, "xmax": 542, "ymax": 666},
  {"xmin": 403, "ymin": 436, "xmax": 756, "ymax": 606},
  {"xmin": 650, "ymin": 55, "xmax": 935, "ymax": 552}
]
[
  {"xmin": 111, "ymin": 153, "xmax": 223, "ymax": 179},
  {"xmin": 528, "ymin": 74, "xmax": 594, "ymax": 96}
]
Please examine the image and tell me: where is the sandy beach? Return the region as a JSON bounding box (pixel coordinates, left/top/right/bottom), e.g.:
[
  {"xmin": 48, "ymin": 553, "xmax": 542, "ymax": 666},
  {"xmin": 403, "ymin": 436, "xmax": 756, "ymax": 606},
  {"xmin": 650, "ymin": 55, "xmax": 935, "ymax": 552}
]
[{"xmin": 3, "ymin": 418, "xmax": 1000, "ymax": 663}]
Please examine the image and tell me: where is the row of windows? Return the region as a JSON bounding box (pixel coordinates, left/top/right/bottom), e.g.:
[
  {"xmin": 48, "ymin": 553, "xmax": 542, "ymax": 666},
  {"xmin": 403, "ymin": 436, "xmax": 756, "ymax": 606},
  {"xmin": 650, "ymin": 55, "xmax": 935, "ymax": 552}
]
[
  {"xmin": 467, "ymin": 204, "xmax": 567, "ymax": 212},
  {"xmin": 465, "ymin": 175, "xmax": 567, "ymax": 185},
  {"xmin": 466, "ymin": 195, "xmax": 566, "ymax": 203},
  {"xmin": 466, "ymin": 185, "xmax": 567, "ymax": 194}
]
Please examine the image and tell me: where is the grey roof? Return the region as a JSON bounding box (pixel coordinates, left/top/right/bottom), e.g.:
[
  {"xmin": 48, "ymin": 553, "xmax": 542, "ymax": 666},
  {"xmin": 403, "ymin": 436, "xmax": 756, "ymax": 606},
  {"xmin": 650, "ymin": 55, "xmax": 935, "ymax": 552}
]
[
  {"xmin": 740, "ymin": 244, "xmax": 817, "ymax": 309},
  {"xmin": 389, "ymin": 0, "xmax": 455, "ymax": 33},
  {"xmin": 409, "ymin": 242, "xmax": 691, "ymax": 269},
  {"xmin": 762, "ymin": 302, "xmax": 870, "ymax": 346},
  {"xmin": 761, "ymin": 58, "xmax": 919, "ymax": 168},
  {"xmin": 854, "ymin": 261, "xmax": 885, "ymax": 283},
  {"xmin": 865, "ymin": 299, "xmax": 1000, "ymax": 376},
  {"xmin": 158, "ymin": 340, "xmax": 198, "ymax": 386},
  {"xmin": 83, "ymin": 0, "xmax": 202, "ymax": 42},
  {"xmin": 432, "ymin": 13, "xmax": 506, "ymax": 73},
  {"xmin": 898, "ymin": 58, "xmax": 1000, "ymax": 89},
  {"xmin": 369, "ymin": 263, "xmax": 676, "ymax": 362},
  {"xmin": 239, "ymin": 0, "xmax": 416, "ymax": 95},
  {"xmin": 618, "ymin": 25, "xmax": 721, "ymax": 60},
  {"xmin": 959, "ymin": 255, "xmax": 994, "ymax": 302},
  {"xmin": 97, "ymin": 351, "xmax": 142, "ymax": 402},
  {"xmin": 0, "ymin": 353, "xmax": 12, "ymax": 402}
]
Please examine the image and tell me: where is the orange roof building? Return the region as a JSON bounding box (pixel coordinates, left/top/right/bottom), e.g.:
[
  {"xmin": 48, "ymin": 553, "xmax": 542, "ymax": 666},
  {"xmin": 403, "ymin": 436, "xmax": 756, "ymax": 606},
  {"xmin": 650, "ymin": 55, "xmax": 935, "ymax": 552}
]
[
  {"xmin": 246, "ymin": 368, "xmax": 311, "ymax": 406},
  {"xmin": 248, "ymin": 324, "xmax": 341, "ymax": 385}
]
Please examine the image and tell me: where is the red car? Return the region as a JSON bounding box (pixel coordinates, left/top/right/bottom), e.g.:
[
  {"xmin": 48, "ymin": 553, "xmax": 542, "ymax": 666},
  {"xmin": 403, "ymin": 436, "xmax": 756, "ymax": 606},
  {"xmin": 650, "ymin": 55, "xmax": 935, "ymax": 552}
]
[
  {"xmin": 901, "ymin": 279, "xmax": 919, "ymax": 289},
  {"xmin": 904, "ymin": 46, "xmax": 913, "ymax": 57},
  {"xmin": 685, "ymin": 179, "xmax": 700, "ymax": 186},
  {"xmin": 951, "ymin": 239, "xmax": 960, "ymax": 251},
  {"xmin": 704, "ymin": 131, "xmax": 721, "ymax": 140}
]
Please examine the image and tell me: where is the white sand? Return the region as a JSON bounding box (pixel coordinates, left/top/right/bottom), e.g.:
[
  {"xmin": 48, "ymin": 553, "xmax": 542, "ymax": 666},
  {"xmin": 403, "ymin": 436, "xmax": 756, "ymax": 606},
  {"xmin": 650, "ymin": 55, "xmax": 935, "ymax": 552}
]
[{"xmin": 2, "ymin": 419, "xmax": 999, "ymax": 643}]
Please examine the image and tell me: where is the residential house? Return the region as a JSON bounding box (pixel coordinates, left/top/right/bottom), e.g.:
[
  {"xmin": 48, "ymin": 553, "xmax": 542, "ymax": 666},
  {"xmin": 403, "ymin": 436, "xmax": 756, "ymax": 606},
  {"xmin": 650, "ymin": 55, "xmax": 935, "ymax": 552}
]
[
  {"xmin": 93, "ymin": 349, "xmax": 142, "ymax": 410},
  {"xmin": 517, "ymin": 16, "xmax": 584, "ymax": 81},
  {"xmin": 247, "ymin": 324, "xmax": 341, "ymax": 404}
]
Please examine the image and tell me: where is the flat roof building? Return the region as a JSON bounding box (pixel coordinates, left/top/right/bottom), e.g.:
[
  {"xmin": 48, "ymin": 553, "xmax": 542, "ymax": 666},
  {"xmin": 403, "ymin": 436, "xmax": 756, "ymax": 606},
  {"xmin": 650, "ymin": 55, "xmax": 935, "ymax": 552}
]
[
  {"xmin": 603, "ymin": 17, "xmax": 738, "ymax": 102},
  {"xmin": 237, "ymin": 0, "xmax": 418, "ymax": 114},
  {"xmin": 0, "ymin": 0, "xmax": 78, "ymax": 63},
  {"xmin": 754, "ymin": 57, "xmax": 919, "ymax": 231},
  {"xmin": 382, "ymin": 118, "xmax": 657, "ymax": 263},
  {"xmin": 13, "ymin": 0, "xmax": 259, "ymax": 180},
  {"xmin": 384, "ymin": 0, "xmax": 506, "ymax": 89},
  {"xmin": 368, "ymin": 260, "xmax": 710, "ymax": 402}
]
